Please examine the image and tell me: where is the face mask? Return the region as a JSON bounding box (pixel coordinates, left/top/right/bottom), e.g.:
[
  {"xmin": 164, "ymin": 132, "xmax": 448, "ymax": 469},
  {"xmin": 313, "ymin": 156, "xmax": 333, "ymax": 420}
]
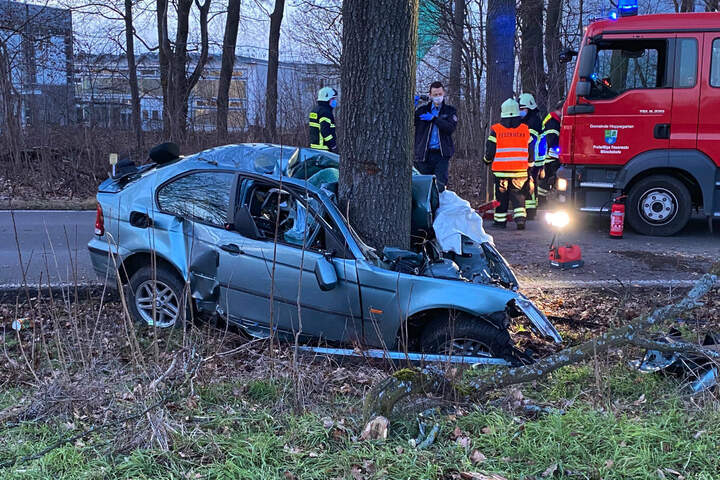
[
  {"xmin": 329, "ymin": 99, "xmax": 338, "ymax": 108},
  {"xmin": 432, "ymin": 95, "xmax": 443, "ymax": 105},
  {"xmin": 519, "ymin": 110, "xmax": 528, "ymax": 118}
]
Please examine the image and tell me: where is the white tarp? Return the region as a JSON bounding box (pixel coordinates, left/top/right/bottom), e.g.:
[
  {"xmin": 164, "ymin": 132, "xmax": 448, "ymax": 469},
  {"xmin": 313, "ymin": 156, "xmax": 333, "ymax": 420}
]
[{"xmin": 433, "ymin": 190, "xmax": 493, "ymax": 254}]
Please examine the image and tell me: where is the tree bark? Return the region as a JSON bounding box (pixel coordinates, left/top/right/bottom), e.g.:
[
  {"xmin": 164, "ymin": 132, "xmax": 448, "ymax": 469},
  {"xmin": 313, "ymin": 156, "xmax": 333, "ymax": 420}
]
[
  {"xmin": 681, "ymin": 0, "xmax": 696, "ymax": 11},
  {"xmin": 544, "ymin": 0, "xmax": 564, "ymax": 109},
  {"xmin": 447, "ymin": 0, "xmax": 464, "ymax": 107},
  {"xmin": 485, "ymin": 0, "xmax": 516, "ymax": 126},
  {"xmin": 217, "ymin": 0, "xmax": 242, "ymax": 143},
  {"xmin": 157, "ymin": 0, "xmax": 171, "ymax": 138},
  {"xmin": 519, "ymin": 0, "xmax": 546, "ymax": 111},
  {"xmin": 125, "ymin": 0, "xmax": 144, "ymax": 151},
  {"xmin": 338, "ymin": 0, "xmax": 417, "ymax": 250},
  {"xmin": 265, "ymin": 0, "xmax": 286, "ymax": 142}
]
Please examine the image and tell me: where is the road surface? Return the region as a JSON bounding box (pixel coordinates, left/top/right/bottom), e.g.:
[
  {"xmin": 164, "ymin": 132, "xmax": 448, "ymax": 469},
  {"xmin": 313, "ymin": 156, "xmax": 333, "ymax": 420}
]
[
  {"xmin": 0, "ymin": 210, "xmax": 97, "ymax": 287},
  {"xmin": 1, "ymin": 209, "xmax": 718, "ymax": 289}
]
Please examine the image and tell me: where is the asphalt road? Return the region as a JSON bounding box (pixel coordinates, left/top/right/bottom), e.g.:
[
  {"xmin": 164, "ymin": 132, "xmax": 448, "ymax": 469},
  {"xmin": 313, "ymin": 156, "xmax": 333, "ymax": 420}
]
[
  {"xmin": 0, "ymin": 210, "xmax": 97, "ymax": 287},
  {"xmin": 1, "ymin": 209, "xmax": 718, "ymax": 289}
]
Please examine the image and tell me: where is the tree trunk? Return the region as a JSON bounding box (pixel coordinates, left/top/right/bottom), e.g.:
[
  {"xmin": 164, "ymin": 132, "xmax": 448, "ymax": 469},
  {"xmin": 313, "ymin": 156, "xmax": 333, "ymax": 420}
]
[
  {"xmin": 158, "ymin": 0, "xmax": 211, "ymax": 142},
  {"xmin": 447, "ymin": 0, "xmax": 464, "ymax": 107},
  {"xmin": 544, "ymin": 0, "xmax": 564, "ymax": 109},
  {"xmin": 125, "ymin": 0, "xmax": 144, "ymax": 151},
  {"xmin": 681, "ymin": 0, "xmax": 696, "ymax": 11},
  {"xmin": 485, "ymin": 0, "xmax": 516, "ymax": 126},
  {"xmin": 519, "ymin": 0, "xmax": 546, "ymax": 110},
  {"xmin": 217, "ymin": 0, "xmax": 242, "ymax": 143},
  {"xmin": 265, "ymin": 0, "xmax": 285, "ymax": 142},
  {"xmin": 157, "ymin": 0, "xmax": 171, "ymax": 138},
  {"xmin": 338, "ymin": 0, "xmax": 417, "ymax": 250}
]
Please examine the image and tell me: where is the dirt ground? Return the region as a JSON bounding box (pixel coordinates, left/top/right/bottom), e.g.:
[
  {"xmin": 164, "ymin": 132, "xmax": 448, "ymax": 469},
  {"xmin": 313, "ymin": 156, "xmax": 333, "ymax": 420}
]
[{"xmin": 486, "ymin": 211, "xmax": 720, "ymax": 288}]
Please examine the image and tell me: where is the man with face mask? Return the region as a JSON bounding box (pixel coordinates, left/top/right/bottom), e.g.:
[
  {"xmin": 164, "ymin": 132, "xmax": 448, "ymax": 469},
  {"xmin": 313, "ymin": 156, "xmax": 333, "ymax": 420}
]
[
  {"xmin": 309, "ymin": 87, "xmax": 339, "ymax": 153},
  {"xmin": 414, "ymin": 81, "xmax": 458, "ymax": 191},
  {"xmin": 519, "ymin": 93, "xmax": 542, "ymax": 219}
]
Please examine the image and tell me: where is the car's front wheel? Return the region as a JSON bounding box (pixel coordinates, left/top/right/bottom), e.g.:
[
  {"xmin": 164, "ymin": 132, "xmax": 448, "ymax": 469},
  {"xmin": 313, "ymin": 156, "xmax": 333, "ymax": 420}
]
[
  {"xmin": 420, "ymin": 313, "xmax": 514, "ymax": 359},
  {"xmin": 127, "ymin": 266, "xmax": 189, "ymax": 328}
]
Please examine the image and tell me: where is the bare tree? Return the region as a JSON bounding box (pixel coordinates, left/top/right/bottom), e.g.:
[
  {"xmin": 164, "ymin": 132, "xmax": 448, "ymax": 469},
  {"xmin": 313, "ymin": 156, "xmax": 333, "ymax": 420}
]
[
  {"xmin": 156, "ymin": 0, "xmax": 212, "ymax": 141},
  {"xmin": 124, "ymin": 0, "xmax": 144, "ymax": 150},
  {"xmin": 519, "ymin": 0, "xmax": 547, "ymax": 110},
  {"xmin": 485, "ymin": 0, "xmax": 516, "ymax": 125},
  {"xmin": 289, "ymin": 0, "xmax": 342, "ymax": 68},
  {"xmin": 447, "ymin": 0, "xmax": 464, "ymax": 106},
  {"xmin": 217, "ymin": 0, "xmax": 242, "ymax": 143},
  {"xmin": 265, "ymin": 0, "xmax": 286, "ymax": 142},
  {"xmin": 545, "ymin": 0, "xmax": 565, "ymax": 108},
  {"xmin": 338, "ymin": 0, "xmax": 418, "ymax": 250}
]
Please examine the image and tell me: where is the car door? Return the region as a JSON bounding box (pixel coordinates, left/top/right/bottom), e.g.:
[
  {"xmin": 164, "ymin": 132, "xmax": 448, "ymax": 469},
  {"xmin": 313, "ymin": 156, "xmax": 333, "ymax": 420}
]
[{"xmin": 227, "ymin": 177, "xmax": 362, "ymax": 343}]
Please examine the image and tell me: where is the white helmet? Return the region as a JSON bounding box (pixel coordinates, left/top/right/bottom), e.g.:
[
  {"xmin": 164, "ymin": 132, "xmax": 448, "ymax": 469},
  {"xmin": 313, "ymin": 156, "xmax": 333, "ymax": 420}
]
[
  {"xmin": 518, "ymin": 93, "xmax": 537, "ymax": 110},
  {"xmin": 317, "ymin": 87, "xmax": 338, "ymax": 102},
  {"xmin": 500, "ymin": 98, "xmax": 520, "ymax": 118}
]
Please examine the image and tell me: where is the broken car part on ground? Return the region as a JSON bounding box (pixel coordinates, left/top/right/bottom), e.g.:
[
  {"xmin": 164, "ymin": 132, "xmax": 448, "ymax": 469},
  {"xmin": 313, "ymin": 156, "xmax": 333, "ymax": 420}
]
[{"xmin": 88, "ymin": 143, "xmax": 561, "ymax": 365}]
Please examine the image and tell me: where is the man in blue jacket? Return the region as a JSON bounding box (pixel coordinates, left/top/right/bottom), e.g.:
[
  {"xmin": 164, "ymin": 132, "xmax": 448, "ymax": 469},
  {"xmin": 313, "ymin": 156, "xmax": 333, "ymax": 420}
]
[{"xmin": 414, "ymin": 81, "xmax": 457, "ymax": 191}]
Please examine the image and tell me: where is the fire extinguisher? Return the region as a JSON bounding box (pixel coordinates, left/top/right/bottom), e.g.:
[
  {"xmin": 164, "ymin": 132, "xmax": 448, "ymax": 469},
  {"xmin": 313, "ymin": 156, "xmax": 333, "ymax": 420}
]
[{"xmin": 609, "ymin": 195, "xmax": 626, "ymax": 238}]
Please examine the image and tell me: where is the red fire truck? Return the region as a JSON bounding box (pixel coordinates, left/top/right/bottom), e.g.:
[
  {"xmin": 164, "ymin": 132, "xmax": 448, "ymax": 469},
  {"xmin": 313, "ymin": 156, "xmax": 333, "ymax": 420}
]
[{"xmin": 556, "ymin": 11, "xmax": 720, "ymax": 235}]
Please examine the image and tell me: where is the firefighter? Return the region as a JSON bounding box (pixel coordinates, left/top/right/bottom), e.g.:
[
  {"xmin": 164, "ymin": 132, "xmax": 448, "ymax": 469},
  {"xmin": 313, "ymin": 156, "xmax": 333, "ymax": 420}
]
[
  {"xmin": 537, "ymin": 99, "xmax": 563, "ymax": 199},
  {"xmin": 309, "ymin": 87, "xmax": 338, "ymax": 153},
  {"xmin": 519, "ymin": 93, "xmax": 542, "ymax": 218},
  {"xmin": 483, "ymin": 98, "xmax": 531, "ymax": 230}
]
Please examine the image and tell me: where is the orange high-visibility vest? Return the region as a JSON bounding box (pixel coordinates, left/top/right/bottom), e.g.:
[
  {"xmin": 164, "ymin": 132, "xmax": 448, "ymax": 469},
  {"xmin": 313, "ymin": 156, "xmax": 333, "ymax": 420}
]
[{"xmin": 491, "ymin": 123, "xmax": 530, "ymax": 174}]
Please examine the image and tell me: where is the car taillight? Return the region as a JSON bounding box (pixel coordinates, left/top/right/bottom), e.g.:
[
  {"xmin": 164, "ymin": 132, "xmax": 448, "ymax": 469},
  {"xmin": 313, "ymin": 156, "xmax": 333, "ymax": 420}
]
[{"xmin": 95, "ymin": 203, "xmax": 105, "ymax": 236}]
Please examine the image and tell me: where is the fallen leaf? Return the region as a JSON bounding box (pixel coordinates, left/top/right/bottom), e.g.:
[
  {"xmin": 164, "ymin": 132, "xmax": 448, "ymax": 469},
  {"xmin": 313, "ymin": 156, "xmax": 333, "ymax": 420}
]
[
  {"xmin": 457, "ymin": 436, "xmax": 471, "ymax": 448},
  {"xmin": 542, "ymin": 463, "xmax": 558, "ymax": 477},
  {"xmin": 360, "ymin": 416, "xmax": 388, "ymax": 441},
  {"xmin": 663, "ymin": 468, "xmax": 685, "ymax": 480},
  {"xmin": 481, "ymin": 426, "xmax": 493, "ymax": 435},
  {"xmin": 283, "ymin": 472, "xmax": 296, "ymax": 480},
  {"xmin": 632, "ymin": 394, "xmax": 646, "ymax": 406},
  {"xmin": 605, "ymin": 459, "xmax": 614, "ymax": 468},
  {"xmin": 459, "ymin": 473, "xmax": 508, "ymax": 480},
  {"xmin": 350, "ymin": 465, "xmax": 364, "ymax": 480},
  {"xmin": 693, "ymin": 430, "xmax": 706, "ymax": 439},
  {"xmin": 470, "ymin": 450, "xmax": 487, "ymax": 464}
]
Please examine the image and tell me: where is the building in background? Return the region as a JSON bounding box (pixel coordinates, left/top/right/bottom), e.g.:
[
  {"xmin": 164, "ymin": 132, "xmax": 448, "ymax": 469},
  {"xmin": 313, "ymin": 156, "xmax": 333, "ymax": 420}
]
[
  {"xmin": 0, "ymin": 1, "xmax": 75, "ymax": 128},
  {"xmin": 74, "ymin": 52, "xmax": 338, "ymax": 133}
]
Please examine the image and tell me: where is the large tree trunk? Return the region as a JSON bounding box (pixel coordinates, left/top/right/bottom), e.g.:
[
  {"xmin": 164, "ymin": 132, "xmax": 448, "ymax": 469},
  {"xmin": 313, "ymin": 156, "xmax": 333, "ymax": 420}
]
[
  {"xmin": 485, "ymin": 0, "xmax": 516, "ymax": 126},
  {"xmin": 519, "ymin": 0, "xmax": 546, "ymax": 110},
  {"xmin": 338, "ymin": 0, "xmax": 417, "ymax": 250},
  {"xmin": 217, "ymin": 0, "xmax": 242, "ymax": 143},
  {"xmin": 125, "ymin": 0, "xmax": 144, "ymax": 151},
  {"xmin": 265, "ymin": 0, "xmax": 285, "ymax": 142},
  {"xmin": 447, "ymin": 0, "xmax": 464, "ymax": 107},
  {"xmin": 157, "ymin": 0, "xmax": 171, "ymax": 138},
  {"xmin": 544, "ymin": 0, "xmax": 564, "ymax": 109}
]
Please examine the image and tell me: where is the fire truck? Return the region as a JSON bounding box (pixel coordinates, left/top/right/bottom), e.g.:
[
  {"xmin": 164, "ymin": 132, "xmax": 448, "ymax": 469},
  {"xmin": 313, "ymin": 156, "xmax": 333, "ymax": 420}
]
[{"xmin": 556, "ymin": 8, "xmax": 720, "ymax": 235}]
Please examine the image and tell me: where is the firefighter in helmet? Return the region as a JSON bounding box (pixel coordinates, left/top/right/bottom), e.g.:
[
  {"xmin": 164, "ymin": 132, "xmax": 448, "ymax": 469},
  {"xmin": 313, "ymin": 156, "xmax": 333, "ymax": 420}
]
[
  {"xmin": 519, "ymin": 92, "xmax": 542, "ymax": 218},
  {"xmin": 537, "ymin": 99, "xmax": 563, "ymax": 199},
  {"xmin": 309, "ymin": 87, "xmax": 338, "ymax": 153},
  {"xmin": 483, "ymin": 98, "xmax": 531, "ymax": 230}
]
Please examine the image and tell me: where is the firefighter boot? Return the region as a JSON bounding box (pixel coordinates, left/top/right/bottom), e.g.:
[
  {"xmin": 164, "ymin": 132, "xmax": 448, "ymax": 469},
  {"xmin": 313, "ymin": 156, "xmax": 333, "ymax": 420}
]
[{"xmin": 515, "ymin": 218, "xmax": 526, "ymax": 230}]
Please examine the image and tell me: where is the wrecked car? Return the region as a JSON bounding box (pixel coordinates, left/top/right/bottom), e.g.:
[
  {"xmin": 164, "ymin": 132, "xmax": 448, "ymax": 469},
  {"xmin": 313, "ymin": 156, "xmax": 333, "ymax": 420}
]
[{"xmin": 88, "ymin": 143, "xmax": 561, "ymax": 362}]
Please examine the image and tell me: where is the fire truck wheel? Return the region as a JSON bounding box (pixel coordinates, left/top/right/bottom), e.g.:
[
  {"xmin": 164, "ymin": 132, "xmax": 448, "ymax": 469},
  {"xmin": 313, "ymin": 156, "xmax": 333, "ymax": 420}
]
[
  {"xmin": 420, "ymin": 313, "xmax": 514, "ymax": 359},
  {"xmin": 626, "ymin": 175, "xmax": 691, "ymax": 236}
]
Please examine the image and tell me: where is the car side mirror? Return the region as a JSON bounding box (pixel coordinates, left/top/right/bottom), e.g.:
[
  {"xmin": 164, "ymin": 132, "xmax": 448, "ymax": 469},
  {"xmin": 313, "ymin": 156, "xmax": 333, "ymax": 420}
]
[
  {"xmin": 577, "ymin": 44, "xmax": 597, "ymax": 79},
  {"xmin": 233, "ymin": 206, "xmax": 262, "ymax": 239},
  {"xmin": 314, "ymin": 255, "xmax": 338, "ymax": 291},
  {"xmin": 576, "ymin": 80, "xmax": 592, "ymax": 97}
]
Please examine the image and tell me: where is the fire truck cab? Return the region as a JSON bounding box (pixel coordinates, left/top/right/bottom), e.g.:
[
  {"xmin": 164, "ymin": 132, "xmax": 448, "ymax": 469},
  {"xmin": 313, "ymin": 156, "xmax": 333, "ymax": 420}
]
[{"xmin": 558, "ymin": 12, "xmax": 720, "ymax": 235}]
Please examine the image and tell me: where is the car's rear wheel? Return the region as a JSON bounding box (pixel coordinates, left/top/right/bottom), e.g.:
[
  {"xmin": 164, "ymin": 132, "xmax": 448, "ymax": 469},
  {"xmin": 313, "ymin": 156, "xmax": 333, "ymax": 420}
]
[
  {"xmin": 420, "ymin": 313, "xmax": 514, "ymax": 359},
  {"xmin": 626, "ymin": 175, "xmax": 691, "ymax": 236},
  {"xmin": 127, "ymin": 266, "xmax": 189, "ymax": 328}
]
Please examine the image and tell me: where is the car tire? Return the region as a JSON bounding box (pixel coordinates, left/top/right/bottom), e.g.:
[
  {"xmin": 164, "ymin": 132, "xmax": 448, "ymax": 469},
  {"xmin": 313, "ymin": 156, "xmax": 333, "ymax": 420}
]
[
  {"xmin": 626, "ymin": 175, "xmax": 691, "ymax": 236},
  {"xmin": 127, "ymin": 265, "xmax": 189, "ymax": 329},
  {"xmin": 419, "ymin": 313, "xmax": 514, "ymax": 359}
]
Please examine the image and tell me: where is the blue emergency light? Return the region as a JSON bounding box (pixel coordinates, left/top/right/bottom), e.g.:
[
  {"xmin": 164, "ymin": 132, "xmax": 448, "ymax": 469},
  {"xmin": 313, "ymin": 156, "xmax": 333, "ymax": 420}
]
[
  {"xmin": 618, "ymin": 0, "xmax": 638, "ymax": 16},
  {"xmin": 609, "ymin": 10, "xmax": 618, "ymax": 20}
]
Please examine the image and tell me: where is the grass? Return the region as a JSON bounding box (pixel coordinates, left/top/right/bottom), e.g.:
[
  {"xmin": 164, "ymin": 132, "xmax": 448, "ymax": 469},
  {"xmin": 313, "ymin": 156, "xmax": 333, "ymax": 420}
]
[
  {"xmin": 1, "ymin": 361, "xmax": 718, "ymax": 480},
  {"xmin": 4, "ymin": 197, "xmax": 97, "ymax": 211}
]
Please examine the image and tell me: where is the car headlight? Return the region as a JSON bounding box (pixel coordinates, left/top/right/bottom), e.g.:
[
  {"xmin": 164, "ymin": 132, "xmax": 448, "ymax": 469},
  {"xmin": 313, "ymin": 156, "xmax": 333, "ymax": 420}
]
[{"xmin": 557, "ymin": 178, "xmax": 568, "ymax": 191}]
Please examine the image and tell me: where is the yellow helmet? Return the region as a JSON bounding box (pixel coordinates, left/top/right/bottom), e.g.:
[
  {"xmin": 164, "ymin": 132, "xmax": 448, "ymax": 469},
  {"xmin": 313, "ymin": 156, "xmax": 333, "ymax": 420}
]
[{"xmin": 501, "ymin": 98, "xmax": 520, "ymax": 118}]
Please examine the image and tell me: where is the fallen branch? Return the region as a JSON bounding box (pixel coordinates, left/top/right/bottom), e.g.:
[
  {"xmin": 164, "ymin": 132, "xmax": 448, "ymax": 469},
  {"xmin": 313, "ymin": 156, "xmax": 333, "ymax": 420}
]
[{"xmin": 363, "ymin": 271, "xmax": 718, "ymax": 419}]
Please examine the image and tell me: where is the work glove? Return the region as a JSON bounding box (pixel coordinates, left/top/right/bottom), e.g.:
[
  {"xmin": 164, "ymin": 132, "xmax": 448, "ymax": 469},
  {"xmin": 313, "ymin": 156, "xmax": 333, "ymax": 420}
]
[
  {"xmin": 419, "ymin": 112, "xmax": 435, "ymax": 121},
  {"xmin": 414, "ymin": 95, "xmax": 420, "ymax": 107}
]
